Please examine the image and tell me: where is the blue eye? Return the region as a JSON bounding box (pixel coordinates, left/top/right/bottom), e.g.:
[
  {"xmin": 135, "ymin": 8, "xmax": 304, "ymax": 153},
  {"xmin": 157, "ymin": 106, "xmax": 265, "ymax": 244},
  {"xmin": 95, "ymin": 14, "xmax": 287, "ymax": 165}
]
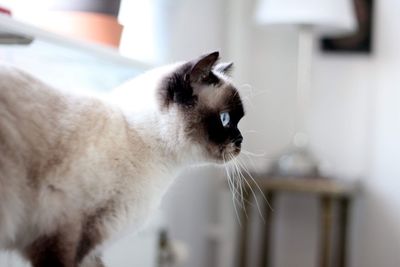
[{"xmin": 220, "ymin": 112, "xmax": 230, "ymax": 127}]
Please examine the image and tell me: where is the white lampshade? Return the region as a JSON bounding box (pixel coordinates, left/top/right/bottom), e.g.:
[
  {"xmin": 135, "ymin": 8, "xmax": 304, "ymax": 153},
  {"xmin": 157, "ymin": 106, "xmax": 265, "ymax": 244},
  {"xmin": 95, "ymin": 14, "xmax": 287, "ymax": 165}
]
[{"xmin": 255, "ymin": 0, "xmax": 357, "ymax": 35}]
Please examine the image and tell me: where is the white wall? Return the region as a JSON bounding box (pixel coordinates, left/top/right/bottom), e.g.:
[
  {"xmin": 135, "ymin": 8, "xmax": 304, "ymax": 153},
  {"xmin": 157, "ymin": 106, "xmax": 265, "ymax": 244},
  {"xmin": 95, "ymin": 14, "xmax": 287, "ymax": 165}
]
[{"xmin": 349, "ymin": 1, "xmax": 400, "ymax": 266}]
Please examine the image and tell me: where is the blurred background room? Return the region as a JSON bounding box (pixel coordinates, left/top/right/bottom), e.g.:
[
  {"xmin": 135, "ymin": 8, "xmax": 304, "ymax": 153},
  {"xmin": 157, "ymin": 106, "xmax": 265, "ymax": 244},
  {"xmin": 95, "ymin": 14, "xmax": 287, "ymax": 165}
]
[{"xmin": 0, "ymin": 0, "xmax": 399, "ymax": 267}]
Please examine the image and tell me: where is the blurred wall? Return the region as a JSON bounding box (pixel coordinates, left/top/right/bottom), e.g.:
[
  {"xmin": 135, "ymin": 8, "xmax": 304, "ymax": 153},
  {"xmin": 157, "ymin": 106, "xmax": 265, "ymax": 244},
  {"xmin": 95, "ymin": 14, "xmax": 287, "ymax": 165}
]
[{"xmin": 347, "ymin": 1, "xmax": 400, "ymax": 266}]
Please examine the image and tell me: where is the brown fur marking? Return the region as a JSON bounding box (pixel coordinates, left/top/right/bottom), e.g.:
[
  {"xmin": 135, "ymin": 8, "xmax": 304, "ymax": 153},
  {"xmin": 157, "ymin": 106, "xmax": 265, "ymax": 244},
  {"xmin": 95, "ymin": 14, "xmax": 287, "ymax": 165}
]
[
  {"xmin": 76, "ymin": 204, "xmax": 112, "ymax": 264},
  {"xmin": 25, "ymin": 232, "xmax": 76, "ymax": 267}
]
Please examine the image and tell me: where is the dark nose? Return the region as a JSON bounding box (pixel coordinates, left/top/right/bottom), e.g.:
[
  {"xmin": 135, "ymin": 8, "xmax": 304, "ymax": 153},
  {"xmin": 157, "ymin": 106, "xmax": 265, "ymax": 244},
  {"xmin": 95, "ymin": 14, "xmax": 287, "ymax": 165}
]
[{"xmin": 234, "ymin": 134, "xmax": 243, "ymax": 147}]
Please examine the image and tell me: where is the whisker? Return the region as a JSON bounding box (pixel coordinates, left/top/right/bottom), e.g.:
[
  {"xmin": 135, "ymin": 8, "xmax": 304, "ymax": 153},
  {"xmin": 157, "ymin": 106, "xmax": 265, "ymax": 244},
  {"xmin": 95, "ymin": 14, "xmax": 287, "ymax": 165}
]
[
  {"xmin": 223, "ymin": 149, "xmax": 274, "ymax": 225},
  {"xmin": 236, "ymin": 157, "xmax": 273, "ymax": 212},
  {"xmin": 227, "ymin": 162, "xmax": 255, "ymax": 209},
  {"xmin": 248, "ymin": 90, "xmax": 271, "ymax": 97},
  {"xmin": 223, "ymin": 154, "xmax": 242, "ymax": 225},
  {"xmin": 229, "ymin": 153, "xmax": 248, "ymax": 219},
  {"xmin": 232, "ymin": 154, "xmax": 249, "ymax": 216},
  {"xmin": 243, "ymin": 130, "xmax": 260, "ymax": 134},
  {"xmin": 232, "ymin": 156, "xmax": 265, "ymax": 222},
  {"xmin": 238, "ymin": 153, "xmax": 257, "ymax": 172},
  {"xmin": 241, "ymin": 149, "xmax": 267, "ymax": 158},
  {"xmin": 239, "ymin": 83, "xmax": 255, "ymax": 98},
  {"xmin": 224, "ymin": 155, "xmax": 240, "ymax": 202},
  {"xmin": 227, "ymin": 162, "xmax": 246, "ymax": 208}
]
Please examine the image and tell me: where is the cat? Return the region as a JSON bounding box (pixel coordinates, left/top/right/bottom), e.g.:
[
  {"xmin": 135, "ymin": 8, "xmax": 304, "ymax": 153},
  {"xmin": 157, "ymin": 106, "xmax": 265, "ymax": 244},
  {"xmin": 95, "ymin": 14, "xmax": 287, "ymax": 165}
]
[{"xmin": 0, "ymin": 51, "xmax": 245, "ymax": 267}]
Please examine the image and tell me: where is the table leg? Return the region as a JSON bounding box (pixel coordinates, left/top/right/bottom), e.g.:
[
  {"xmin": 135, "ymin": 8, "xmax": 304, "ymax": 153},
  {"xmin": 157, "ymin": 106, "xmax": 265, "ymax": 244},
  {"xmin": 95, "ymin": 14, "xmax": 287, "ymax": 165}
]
[
  {"xmin": 259, "ymin": 192, "xmax": 275, "ymax": 267},
  {"xmin": 237, "ymin": 191, "xmax": 251, "ymax": 267},
  {"xmin": 319, "ymin": 196, "xmax": 334, "ymax": 267},
  {"xmin": 338, "ymin": 197, "xmax": 350, "ymax": 267}
]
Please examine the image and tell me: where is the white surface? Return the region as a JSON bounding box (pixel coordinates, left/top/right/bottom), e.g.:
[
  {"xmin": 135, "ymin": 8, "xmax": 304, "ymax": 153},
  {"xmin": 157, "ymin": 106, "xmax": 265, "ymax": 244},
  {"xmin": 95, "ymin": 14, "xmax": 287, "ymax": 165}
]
[
  {"xmin": 0, "ymin": 13, "xmax": 152, "ymax": 70},
  {"xmin": 0, "ymin": 252, "xmax": 29, "ymax": 267},
  {"xmin": 255, "ymin": 0, "xmax": 357, "ymax": 35}
]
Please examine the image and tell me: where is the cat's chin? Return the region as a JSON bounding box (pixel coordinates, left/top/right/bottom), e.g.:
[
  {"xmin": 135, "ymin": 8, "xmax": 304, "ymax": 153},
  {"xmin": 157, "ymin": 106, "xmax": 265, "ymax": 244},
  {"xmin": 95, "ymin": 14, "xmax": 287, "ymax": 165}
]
[
  {"xmin": 213, "ymin": 146, "xmax": 241, "ymax": 164},
  {"xmin": 197, "ymin": 149, "xmax": 241, "ymax": 165}
]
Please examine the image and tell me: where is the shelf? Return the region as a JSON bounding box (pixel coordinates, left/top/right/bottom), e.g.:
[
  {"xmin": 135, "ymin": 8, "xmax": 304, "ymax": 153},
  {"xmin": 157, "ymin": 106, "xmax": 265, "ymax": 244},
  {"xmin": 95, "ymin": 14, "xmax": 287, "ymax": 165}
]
[
  {"xmin": 0, "ymin": 14, "xmax": 153, "ymax": 92},
  {"xmin": 0, "ymin": 14, "xmax": 151, "ymax": 69}
]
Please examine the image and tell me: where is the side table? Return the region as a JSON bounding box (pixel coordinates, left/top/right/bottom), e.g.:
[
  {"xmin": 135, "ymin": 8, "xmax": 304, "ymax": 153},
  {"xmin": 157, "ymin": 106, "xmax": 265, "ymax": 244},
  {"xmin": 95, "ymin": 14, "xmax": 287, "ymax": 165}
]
[{"xmin": 236, "ymin": 176, "xmax": 360, "ymax": 267}]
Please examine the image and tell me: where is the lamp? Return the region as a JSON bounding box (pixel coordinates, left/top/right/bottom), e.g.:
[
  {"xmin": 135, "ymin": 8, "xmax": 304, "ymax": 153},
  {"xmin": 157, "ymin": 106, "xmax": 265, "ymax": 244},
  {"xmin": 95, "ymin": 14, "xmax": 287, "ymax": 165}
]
[{"xmin": 255, "ymin": 0, "xmax": 356, "ymax": 176}]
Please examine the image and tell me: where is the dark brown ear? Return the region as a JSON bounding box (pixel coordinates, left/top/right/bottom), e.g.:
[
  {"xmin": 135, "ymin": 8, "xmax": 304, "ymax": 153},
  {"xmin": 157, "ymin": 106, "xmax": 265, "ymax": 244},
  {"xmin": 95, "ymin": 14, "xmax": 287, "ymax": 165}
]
[
  {"xmin": 214, "ymin": 62, "xmax": 234, "ymax": 75},
  {"xmin": 189, "ymin": 51, "xmax": 219, "ymax": 83}
]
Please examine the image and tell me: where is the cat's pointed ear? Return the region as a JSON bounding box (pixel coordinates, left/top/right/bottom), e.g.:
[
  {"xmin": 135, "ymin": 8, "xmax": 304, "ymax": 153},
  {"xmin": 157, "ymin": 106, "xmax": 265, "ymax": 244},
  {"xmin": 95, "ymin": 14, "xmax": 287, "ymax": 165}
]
[
  {"xmin": 188, "ymin": 51, "xmax": 219, "ymax": 83},
  {"xmin": 214, "ymin": 62, "xmax": 234, "ymax": 76}
]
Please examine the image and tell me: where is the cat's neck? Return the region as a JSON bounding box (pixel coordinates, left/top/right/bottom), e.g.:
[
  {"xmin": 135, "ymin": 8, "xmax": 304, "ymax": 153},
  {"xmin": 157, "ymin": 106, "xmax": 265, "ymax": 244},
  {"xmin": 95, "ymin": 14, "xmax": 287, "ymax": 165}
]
[
  {"xmin": 124, "ymin": 108, "xmax": 184, "ymax": 167},
  {"xmin": 107, "ymin": 69, "xmax": 195, "ymax": 169}
]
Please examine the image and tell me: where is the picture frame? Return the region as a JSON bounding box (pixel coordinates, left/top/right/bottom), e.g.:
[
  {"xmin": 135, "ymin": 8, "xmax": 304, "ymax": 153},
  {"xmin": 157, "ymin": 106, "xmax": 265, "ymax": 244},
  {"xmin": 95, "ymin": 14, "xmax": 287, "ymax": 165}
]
[{"xmin": 321, "ymin": 0, "xmax": 374, "ymax": 54}]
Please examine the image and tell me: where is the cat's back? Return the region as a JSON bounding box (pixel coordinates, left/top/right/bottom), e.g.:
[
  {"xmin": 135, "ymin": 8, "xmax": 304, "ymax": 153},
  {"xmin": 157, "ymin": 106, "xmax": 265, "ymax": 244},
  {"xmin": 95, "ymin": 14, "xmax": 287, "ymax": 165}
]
[
  {"xmin": 0, "ymin": 64, "xmax": 118, "ymax": 173},
  {"xmin": 0, "ymin": 64, "xmax": 67, "ymax": 153},
  {"xmin": 0, "ymin": 64, "xmax": 65, "ymax": 110}
]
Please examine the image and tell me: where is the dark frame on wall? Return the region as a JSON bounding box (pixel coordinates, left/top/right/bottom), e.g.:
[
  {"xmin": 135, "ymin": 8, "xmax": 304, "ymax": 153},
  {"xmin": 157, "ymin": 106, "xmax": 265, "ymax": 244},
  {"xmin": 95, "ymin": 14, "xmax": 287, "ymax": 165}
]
[{"xmin": 321, "ymin": 0, "xmax": 374, "ymax": 54}]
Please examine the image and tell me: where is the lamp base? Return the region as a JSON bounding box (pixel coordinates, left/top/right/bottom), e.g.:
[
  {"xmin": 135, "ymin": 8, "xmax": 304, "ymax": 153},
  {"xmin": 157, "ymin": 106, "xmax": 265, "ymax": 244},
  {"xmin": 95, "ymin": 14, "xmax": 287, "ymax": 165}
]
[{"xmin": 269, "ymin": 133, "xmax": 320, "ymax": 177}]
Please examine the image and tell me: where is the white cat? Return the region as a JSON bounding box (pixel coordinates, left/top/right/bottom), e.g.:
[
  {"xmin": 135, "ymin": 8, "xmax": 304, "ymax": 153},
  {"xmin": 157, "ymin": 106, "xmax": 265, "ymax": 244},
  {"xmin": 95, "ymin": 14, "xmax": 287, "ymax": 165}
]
[{"xmin": 0, "ymin": 51, "xmax": 244, "ymax": 267}]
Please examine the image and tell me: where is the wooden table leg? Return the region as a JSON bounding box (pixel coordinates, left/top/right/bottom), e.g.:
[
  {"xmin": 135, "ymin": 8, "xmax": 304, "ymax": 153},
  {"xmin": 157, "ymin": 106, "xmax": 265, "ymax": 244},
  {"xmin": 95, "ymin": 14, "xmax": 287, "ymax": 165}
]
[
  {"xmin": 319, "ymin": 196, "xmax": 334, "ymax": 267},
  {"xmin": 259, "ymin": 191, "xmax": 275, "ymax": 267},
  {"xmin": 237, "ymin": 191, "xmax": 251, "ymax": 267},
  {"xmin": 338, "ymin": 197, "xmax": 350, "ymax": 267}
]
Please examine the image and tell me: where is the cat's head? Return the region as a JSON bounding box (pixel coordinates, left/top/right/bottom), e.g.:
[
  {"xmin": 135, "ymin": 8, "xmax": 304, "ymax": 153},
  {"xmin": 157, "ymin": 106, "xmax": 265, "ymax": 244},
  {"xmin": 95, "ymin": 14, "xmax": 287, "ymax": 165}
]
[{"xmin": 159, "ymin": 51, "xmax": 245, "ymax": 163}]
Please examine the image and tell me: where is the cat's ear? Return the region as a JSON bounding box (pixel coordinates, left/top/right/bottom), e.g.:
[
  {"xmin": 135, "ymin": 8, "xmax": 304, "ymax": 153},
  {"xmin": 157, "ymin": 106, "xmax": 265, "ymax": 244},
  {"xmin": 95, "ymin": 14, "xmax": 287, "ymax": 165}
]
[
  {"xmin": 214, "ymin": 62, "xmax": 234, "ymax": 76},
  {"xmin": 188, "ymin": 51, "xmax": 219, "ymax": 83}
]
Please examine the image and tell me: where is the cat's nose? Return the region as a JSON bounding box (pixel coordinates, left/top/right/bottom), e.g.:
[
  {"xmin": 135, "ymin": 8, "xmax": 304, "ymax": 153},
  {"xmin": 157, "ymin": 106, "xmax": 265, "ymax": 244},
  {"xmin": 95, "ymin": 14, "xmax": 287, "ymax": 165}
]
[{"xmin": 234, "ymin": 134, "xmax": 243, "ymax": 147}]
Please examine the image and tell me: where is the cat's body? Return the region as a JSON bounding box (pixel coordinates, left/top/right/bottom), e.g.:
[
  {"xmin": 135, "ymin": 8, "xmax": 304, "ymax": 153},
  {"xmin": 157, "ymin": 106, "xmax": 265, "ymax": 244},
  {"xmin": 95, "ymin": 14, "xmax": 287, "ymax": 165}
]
[{"xmin": 0, "ymin": 52, "xmax": 244, "ymax": 267}]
